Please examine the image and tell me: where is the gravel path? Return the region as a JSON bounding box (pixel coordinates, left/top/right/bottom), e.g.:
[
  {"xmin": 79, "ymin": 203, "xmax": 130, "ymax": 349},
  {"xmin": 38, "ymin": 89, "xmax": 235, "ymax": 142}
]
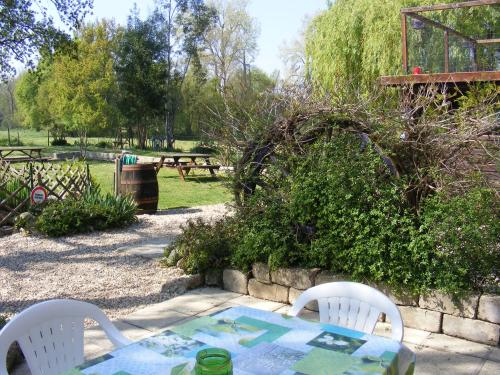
[{"xmin": 0, "ymin": 204, "xmax": 228, "ymax": 320}]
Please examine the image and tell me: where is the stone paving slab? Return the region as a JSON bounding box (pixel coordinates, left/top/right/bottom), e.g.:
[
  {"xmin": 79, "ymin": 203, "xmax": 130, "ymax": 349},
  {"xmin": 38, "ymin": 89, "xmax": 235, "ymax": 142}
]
[
  {"xmin": 116, "ymin": 238, "xmax": 173, "ymax": 259},
  {"xmin": 422, "ymin": 332, "xmax": 493, "ymax": 360},
  {"xmin": 407, "ymin": 344, "xmax": 486, "ymax": 375},
  {"xmin": 479, "ymin": 360, "xmax": 500, "ymax": 374}
]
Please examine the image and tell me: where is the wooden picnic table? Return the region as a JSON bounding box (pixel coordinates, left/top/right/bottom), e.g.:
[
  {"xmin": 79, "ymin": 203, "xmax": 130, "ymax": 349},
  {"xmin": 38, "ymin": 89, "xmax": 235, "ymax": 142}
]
[
  {"xmin": 156, "ymin": 153, "xmax": 220, "ymax": 181},
  {"xmin": 0, "ymin": 146, "xmax": 48, "ymax": 163}
]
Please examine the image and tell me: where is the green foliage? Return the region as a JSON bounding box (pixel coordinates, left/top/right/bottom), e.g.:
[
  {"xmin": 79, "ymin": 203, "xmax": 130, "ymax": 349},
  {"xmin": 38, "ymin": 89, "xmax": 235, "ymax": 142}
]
[
  {"xmin": 190, "ymin": 144, "xmax": 216, "ymax": 154},
  {"xmin": 35, "ymin": 186, "xmax": 137, "ymax": 237},
  {"xmin": 0, "ymin": 179, "xmax": 30, "ymax": 209},
  {"xmin": 306, "ymin": 0, "xmax": 499, "ymax": 93},
  {"xmin": 114, "ymin": 8, "xmax": 167, "ymax": 149},
  {"xmin": 0, "ymin": 0, "xmax": 92, "ymax": 79},
  {"xmin": 164, "ymin": 217, "xmax": 236, "ymax": 274},
  {"xmin": 51, "ymin": 138, "xmax": 69, "ymax": 146},
  {"xmin": 232, "ymin": 134, "xmax": 421, "ymax": 291},
  {"xmin": 412, "ymin": 188, "xmax": 499, "ymax": 293},
  {"xmin": 226, "ymin": 133, "xmax": 499, "ymax": 294},
  {"xmin": 95, "ymin": 140, "xmax": 112, "ymax": 148}
]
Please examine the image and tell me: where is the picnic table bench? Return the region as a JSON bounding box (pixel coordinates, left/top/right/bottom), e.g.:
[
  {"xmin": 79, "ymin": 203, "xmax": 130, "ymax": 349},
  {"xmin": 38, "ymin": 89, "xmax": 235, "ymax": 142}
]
[
  {"xmin": 0, "ymin": 147, "xmax": 49, "ymax": 163},
  {"xmin": 156, "ymin": 153, "xmax": 221, "ymax": 181}
]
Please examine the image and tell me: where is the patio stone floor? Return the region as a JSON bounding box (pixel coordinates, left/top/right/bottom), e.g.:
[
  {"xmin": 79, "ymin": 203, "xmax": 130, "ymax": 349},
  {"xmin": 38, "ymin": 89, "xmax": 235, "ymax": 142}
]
[{"xmin": 12, "ymin": 287, "xmax": 500, "ymax": 374}]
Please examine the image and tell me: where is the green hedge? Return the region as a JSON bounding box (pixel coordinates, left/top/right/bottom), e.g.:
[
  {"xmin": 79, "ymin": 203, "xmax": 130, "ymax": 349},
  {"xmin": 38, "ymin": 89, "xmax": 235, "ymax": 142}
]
[{"xmin": 167, "ymin": 135, "xmax": 499, "ymax": 295}]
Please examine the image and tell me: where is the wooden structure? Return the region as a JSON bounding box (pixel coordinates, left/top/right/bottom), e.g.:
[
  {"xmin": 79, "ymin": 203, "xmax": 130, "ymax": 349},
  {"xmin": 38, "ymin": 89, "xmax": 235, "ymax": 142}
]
[
  {"xmin": 381, "ymin": 0, "xmax": 500, "ymax": 87},
  {"xmin": 0, "ymin": 161, "xmax": 91, "ymax": 226},
  {"xmin": 156, "ymin": 153, "xmax": 221, "ymax": 181},
  {"xmin": 119, "ymin": 164, "xmax": 159, "ymax": 214},
  {"xmin": 0, "ymin": 147, "xmax": 49, "ymax": 163}
]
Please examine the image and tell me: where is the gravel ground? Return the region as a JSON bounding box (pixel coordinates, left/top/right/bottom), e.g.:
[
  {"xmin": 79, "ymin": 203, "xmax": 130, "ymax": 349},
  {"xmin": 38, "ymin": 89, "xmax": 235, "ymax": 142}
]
[{"xmin": 0, "ymin": 204, "xmax": 228, "ymax": 320}]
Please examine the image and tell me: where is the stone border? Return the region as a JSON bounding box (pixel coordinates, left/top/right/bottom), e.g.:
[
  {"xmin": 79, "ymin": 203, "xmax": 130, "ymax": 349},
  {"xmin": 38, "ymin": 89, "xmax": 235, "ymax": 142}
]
[{"xmin": 211, "ymin": 266, "xmax": 500, "ymax": 347}]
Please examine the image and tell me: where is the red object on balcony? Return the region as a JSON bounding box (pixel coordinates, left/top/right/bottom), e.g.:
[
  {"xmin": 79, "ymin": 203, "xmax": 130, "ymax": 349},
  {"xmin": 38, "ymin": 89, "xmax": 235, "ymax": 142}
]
[{"xmin": 413, "ymin": 66, "xmax": 422, "ymax": 74}]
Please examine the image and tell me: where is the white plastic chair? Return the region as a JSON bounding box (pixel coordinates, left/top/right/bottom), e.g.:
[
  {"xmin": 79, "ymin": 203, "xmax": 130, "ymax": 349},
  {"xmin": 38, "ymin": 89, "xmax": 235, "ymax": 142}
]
[
  {"xmin": 289, "ymin": 282, "xmax": 404, "ymax": 342},
  {"xmin": 0, "ymin": 299, "xmax": 132, "ymax": 375}
]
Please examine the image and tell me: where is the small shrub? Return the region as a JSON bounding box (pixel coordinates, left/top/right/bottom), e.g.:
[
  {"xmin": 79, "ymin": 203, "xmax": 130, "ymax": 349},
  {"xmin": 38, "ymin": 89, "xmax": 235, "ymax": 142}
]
[
  {"xmin": 163, "ymin": 217, "xmax": 236, "ymax": 274},
  {"xmin": 190, "ymin": 144, "xmax": 217, "ymax": 154},
  {"xmin": 0, "ymin": 314, "xmax": 7, "ymax": 329},
  {"xmin": 95, "ymin": 140, "xmax": 112, "ymax": 148},
  {"xmin": 51, "ymin": 138, "xmax": 69, "ymax": 146},
  {"xmin": 35, "ymin": 187, "xmax": 137, "ymax": 237}
]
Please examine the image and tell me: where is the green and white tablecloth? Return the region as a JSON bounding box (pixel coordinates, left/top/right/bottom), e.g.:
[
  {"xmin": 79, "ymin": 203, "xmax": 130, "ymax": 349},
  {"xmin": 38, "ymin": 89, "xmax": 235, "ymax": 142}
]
[{"xmin": 62, "ymin": 306, "xmax": 415, "ymax": 375}]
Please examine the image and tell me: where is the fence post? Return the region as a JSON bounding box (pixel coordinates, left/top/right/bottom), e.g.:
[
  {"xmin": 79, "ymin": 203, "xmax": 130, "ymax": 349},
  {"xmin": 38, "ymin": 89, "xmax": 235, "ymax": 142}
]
[
  {"xmin": 114, "ymin": 157, "xmax": 121, "ymax": 197},
  {"xmin": 86, "ymin": 163, "xmax": 90, "ymax": 189},
  {"xmin": 29, "ymin": 163, "xmax": 34, "ymax": 190}
]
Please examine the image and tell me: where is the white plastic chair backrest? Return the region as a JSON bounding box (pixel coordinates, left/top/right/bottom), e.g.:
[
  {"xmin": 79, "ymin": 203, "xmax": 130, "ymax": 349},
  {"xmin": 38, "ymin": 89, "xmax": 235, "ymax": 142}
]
[
  {"xmin": 289, "ymin": 282, "xmax": 404, "ymax": 342},
  {"xmin": 0, "ymin": 299, "xmax": 132, "ymax": 375}
]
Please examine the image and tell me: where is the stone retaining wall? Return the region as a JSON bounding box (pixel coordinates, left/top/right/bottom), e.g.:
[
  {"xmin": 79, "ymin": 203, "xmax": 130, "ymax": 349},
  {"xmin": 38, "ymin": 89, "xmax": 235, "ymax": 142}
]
[{"xmin": 212, "ymin": 265, "xmax": 499, "ymax": 346}]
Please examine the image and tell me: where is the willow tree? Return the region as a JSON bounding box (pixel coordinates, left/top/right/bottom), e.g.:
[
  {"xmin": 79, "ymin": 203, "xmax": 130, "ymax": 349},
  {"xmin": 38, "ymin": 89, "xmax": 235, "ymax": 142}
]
[{"xmin": 306, "ymin": 0, "xmax": 499, "ymax": 94}]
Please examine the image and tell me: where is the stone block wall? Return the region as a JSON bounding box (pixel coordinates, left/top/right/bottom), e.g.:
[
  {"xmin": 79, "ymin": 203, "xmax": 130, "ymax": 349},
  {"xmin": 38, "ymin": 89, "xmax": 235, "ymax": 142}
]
[{"xmin": 216, "ymin": 266, "xmax": 500, "ymax": 347}]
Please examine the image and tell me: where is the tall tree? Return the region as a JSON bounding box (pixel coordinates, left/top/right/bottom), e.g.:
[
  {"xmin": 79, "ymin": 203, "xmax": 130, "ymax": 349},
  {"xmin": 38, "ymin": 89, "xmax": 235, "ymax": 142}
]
[
  {"xmin": 115, "ymin": 7, "xmax": 167, "ymax": 149},
  {"xmin": 0, "ymin": 79, "xmax": 18, "ymax": 144},
  {"xmin": 202, "ymin": 0, "xmax": 258, "ymax": 95},
  {"xmin": 306, "ymin": 0, "xmax": 499, "ymax": 93},
  {"xmin": 155, "ymin": 0, "xmax": 216, "ymax": 149},
  {"xmin": 0, "ymin": 0, "xmax": 93, "ymax": 79},
  {"xmin": 48, "ymin": 20, "xmax": 119, "ymax": 155}
]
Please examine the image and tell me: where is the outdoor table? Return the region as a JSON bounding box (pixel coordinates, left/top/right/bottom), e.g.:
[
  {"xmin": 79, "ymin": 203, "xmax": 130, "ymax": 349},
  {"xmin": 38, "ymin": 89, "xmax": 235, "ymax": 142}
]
[
  {"xmin": 63, "ymin": 306, "xmax": 415, "ymax": 375},
  {"xmin": 156, "ymin": 153, "xmax": 220, "ymax": 181},
  {"xmin": 0, "ymin": 146, "xmax": 46, "ymax": 162}
]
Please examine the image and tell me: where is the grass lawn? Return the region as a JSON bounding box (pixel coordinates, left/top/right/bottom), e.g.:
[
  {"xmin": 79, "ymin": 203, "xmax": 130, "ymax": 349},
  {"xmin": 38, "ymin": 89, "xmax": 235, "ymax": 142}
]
[
  {"xmin": 1, "ymin": 129, "xmax": 231, "ymax": 209},
  {"xmin": 89, "ymin": 161, "xmax": 232, "ymax": 209},
  {"xmin": 0, "ymin": 129, "xmax": 199, "ymax": 155}
]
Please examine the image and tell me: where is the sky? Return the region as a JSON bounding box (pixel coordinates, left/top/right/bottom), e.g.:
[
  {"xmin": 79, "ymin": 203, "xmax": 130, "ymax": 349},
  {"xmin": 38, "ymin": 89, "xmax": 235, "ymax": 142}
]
[{"xmin": 86, "ymin": 0, "xmax": 328, "ymax": 74}]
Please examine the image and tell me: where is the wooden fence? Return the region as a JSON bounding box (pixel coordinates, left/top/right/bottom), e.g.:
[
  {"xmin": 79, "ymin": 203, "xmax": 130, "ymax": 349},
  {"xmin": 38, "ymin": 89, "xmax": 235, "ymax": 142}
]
[{"xmin": 0, "ymin": 161, "xmax": 90, "ymax": 226}]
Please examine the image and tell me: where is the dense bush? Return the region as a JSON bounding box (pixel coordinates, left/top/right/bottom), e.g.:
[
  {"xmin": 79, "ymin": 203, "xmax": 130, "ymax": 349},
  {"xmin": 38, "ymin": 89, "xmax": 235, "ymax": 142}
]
[
  {"xmin": 168, "ymin": 134, "xmax": 498, "ymax": 295},
  {"xmin": 0, "ymin": 314, "xmax": 7, "ymax": 328},
  {"xmin": 51, "ymin": 138, "xmax": 69, "ymax": 146},
  {"xmin": 35, "ymin": 187, "xmax": 137, "ymax": 237},
  {"xmin": 163, "ymin": 217, "xmax": 236, "ymax": 274},
  {"xmin": 412, "ymin": 188, "xmax": 499, "ymax": 293},
  {"xmin": 190, "ymin": 144, "xmax": 216, "ymax": 154},
  {"xmin": 232, "ymin": 135, "xmax": 422, "ymax": 292},
  {"xmin": 95, "ymin": 140, "xmax": 113, "ymax": 148}
]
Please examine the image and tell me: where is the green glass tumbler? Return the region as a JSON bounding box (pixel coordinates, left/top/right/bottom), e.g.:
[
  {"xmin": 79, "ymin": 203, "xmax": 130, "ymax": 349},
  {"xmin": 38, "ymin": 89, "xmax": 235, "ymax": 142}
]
[{"xmin": 195, "ymin": 348, "xmax": 233, "ymax": 375}]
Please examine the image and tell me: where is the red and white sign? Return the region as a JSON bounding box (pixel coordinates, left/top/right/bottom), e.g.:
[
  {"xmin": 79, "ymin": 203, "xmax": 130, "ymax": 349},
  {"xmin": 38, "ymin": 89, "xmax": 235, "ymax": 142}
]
[{"xmin": 31, "ymin": 186, "xmax": 48, "ymax": 204}]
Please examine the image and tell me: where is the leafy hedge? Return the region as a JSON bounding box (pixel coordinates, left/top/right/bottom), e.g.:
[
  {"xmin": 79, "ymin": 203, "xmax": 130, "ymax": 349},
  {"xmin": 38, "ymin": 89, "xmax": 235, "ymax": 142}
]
[
  {"xmin": 35, "ymin": 187, "xmax": 137, "ymax": 237},
  {"xmin": 168, "ymin": 134, "xmax": 499, "ymax": 295}
]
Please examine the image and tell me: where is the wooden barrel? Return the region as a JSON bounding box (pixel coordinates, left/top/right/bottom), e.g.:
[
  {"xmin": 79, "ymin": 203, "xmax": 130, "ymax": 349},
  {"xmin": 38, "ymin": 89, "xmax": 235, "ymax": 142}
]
[{"xmin": 119, "ymin": 164, "xmax": 158, "ymax": 214}]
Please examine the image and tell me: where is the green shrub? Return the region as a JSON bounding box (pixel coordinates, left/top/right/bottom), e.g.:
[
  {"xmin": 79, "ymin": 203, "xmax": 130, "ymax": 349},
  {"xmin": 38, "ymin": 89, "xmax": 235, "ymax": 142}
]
[
  {"xmin": 95, "ymin": 140, "xmax": 112, "ymax": 148},
  {"xmin": 163, "ymin": 217, "xmax": 236, "ymax": 274},
  {"xmin": 412, "ymin": 188, "xmax": 499, "ymax": 293},
  {"xmin": 51, "ymin": 138, "xmax": 69, "ymax": 146},
  {"xmin": 190, "ymin": 144, "xmax": 216, "ymax": 154},
  {"xmin": 0, "ymin": 178, "xmax": 30, "ymax": 209},
  {"xmin": 232, "ymin": 134, "xmax": 422, "ymax": 292},
  {"xmin": 35, "ymin": 187, "xmax": 137, "ymax": 237}
]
